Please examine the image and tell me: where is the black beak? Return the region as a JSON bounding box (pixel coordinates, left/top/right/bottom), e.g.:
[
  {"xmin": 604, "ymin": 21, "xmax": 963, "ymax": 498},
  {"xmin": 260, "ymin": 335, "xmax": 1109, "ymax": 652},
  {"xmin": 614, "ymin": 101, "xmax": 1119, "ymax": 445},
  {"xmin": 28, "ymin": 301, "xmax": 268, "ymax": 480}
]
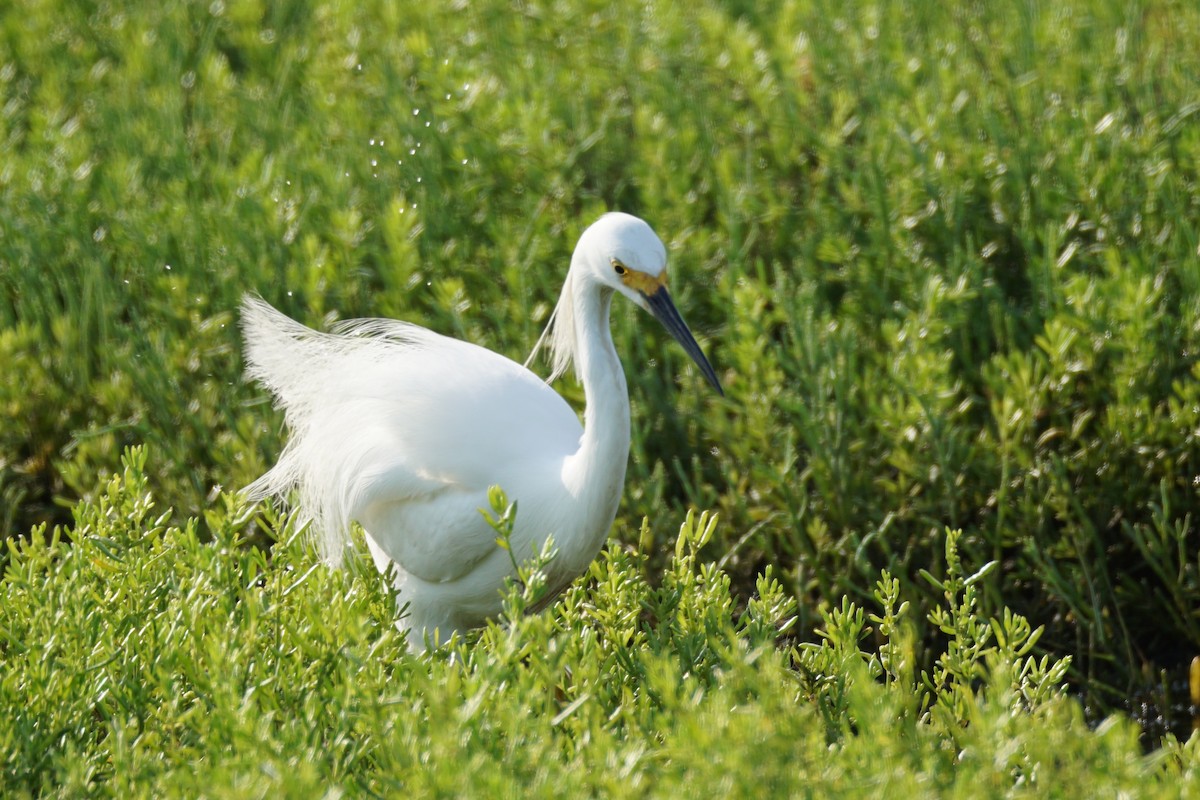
[{"xmin": 642, "ymin": 288, "xmax": 724, "ymax": 396}]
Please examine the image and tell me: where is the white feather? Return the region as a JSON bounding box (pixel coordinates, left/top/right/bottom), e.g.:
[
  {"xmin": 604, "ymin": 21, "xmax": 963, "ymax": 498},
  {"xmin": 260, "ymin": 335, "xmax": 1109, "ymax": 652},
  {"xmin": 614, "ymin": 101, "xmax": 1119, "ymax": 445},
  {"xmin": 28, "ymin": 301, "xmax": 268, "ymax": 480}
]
[{"xmin": 241, "ymin": 212, "xmax": 718, "ymax": 651}]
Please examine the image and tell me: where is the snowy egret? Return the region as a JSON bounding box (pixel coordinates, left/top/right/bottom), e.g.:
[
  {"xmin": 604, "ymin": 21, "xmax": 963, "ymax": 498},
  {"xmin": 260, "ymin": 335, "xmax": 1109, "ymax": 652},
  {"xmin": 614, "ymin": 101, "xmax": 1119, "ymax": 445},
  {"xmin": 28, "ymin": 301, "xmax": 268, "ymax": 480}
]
[{"xmin": 242, "ymin": 212, "xmax": 722, "ymax": 650}]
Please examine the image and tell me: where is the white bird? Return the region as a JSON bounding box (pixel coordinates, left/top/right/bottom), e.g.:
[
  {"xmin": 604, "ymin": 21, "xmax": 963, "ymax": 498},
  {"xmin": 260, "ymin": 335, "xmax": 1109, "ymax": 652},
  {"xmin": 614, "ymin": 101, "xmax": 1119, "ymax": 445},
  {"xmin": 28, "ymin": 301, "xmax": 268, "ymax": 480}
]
[{"xmin": 241, "ymin": 212, "xmax": 722, "ymax": 651}]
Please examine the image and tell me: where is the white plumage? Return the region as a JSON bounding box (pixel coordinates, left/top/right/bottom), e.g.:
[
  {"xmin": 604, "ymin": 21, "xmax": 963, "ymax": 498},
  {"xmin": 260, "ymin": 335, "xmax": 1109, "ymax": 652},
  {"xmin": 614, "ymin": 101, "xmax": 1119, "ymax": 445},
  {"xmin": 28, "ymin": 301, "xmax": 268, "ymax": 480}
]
[{"xmin": 242, "ymin": 213, "xmax": 721, "ymax": 650}]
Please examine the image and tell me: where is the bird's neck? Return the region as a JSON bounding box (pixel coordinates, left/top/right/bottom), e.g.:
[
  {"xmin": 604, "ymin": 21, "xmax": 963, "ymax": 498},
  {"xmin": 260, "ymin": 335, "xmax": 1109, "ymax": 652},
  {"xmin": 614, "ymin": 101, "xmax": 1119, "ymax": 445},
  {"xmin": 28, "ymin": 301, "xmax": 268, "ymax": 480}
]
[{"xmin": 563, "ymin": 276, "xmax": 631, "ymax": 554}]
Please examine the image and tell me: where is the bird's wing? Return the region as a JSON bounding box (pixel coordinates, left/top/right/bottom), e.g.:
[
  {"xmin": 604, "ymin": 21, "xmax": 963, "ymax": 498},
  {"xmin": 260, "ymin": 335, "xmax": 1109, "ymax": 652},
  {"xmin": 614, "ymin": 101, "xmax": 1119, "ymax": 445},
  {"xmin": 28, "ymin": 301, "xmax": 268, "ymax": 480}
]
[
  {"xmin": 355, "ymin": 481, "xmax": 500, "ymax": 584},
  {"xmin": 339, "ymin": 337, "xmax": 581, "ymax": 584},
  {"xmin": 243, "ymin": 300, "xmax": 583, "ymax": 580}
]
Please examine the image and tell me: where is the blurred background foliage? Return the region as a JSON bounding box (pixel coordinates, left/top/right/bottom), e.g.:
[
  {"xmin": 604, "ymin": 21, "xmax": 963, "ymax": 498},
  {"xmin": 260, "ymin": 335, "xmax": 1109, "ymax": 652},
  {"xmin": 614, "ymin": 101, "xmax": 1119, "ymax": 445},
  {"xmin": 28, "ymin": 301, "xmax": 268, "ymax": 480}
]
[{"xmin": 1, "ymin": 0, "xmax": 1198, "ymax": 726}]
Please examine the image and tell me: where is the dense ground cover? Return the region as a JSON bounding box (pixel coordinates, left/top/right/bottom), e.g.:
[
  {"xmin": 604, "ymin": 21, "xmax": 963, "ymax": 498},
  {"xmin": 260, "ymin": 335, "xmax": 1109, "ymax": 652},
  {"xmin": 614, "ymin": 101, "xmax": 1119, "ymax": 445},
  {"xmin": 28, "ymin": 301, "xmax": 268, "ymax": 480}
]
[
  {"xmin": 2, "ymin": 0, "xmax": 1199, "ymax": 794},
  {"xmin": 3, "ymin": 450, "xmax": 1197, "ymax": 796}
]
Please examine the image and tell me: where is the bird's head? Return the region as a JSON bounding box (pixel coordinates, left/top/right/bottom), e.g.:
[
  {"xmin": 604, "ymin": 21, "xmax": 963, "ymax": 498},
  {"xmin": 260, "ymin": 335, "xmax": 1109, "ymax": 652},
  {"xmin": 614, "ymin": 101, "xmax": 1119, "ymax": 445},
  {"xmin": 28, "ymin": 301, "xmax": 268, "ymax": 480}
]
[{"xmin": 574, "ymin": 213, "xmax": 723, "ymax": 395}]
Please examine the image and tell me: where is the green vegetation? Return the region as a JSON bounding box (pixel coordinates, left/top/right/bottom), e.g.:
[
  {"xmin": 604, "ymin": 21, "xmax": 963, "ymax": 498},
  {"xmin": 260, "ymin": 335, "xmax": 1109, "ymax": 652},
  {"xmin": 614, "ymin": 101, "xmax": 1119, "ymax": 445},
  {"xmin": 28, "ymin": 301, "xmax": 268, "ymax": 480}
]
[
  {"xmin": 3, "ymin": 450, "xmax": 1196, "ymax": 796},
  {"xmin": 2, "ymin": 0, "xmax": 1199, "ymax": 793}
]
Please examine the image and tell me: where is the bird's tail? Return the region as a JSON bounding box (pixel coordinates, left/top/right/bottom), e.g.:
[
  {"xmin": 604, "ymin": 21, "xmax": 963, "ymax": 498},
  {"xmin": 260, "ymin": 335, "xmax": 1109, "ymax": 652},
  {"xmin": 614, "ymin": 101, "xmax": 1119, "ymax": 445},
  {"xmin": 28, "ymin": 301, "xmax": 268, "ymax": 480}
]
[
  {"xmin": 240, "ymin": 294, "xmax": 329, "ymax": 417},
  {"xmin": 240, "ymin": 295, "xmax": 345, "ymax": 561}
]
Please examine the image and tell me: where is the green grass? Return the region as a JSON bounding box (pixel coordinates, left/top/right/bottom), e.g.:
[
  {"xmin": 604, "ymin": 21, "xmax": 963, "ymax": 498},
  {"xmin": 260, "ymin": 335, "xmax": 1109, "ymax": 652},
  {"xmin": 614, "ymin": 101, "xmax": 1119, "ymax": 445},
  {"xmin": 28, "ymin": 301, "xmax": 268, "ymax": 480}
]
[
  {"xmin": 2, "ymin": 0, "xmax": 1200, "ymax": 793},
  {"xmin": 3, "ymin": 449, "xmax": 1195, "ymax": 796}
]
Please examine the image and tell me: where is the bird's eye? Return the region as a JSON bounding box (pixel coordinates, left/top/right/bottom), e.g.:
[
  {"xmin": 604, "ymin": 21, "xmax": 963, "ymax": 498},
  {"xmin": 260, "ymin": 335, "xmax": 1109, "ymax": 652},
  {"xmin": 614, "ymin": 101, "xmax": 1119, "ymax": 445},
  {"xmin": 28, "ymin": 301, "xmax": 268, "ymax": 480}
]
[{"xmin": 612, "ymin": 261, "xmax": 627, "ymax": 276}]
